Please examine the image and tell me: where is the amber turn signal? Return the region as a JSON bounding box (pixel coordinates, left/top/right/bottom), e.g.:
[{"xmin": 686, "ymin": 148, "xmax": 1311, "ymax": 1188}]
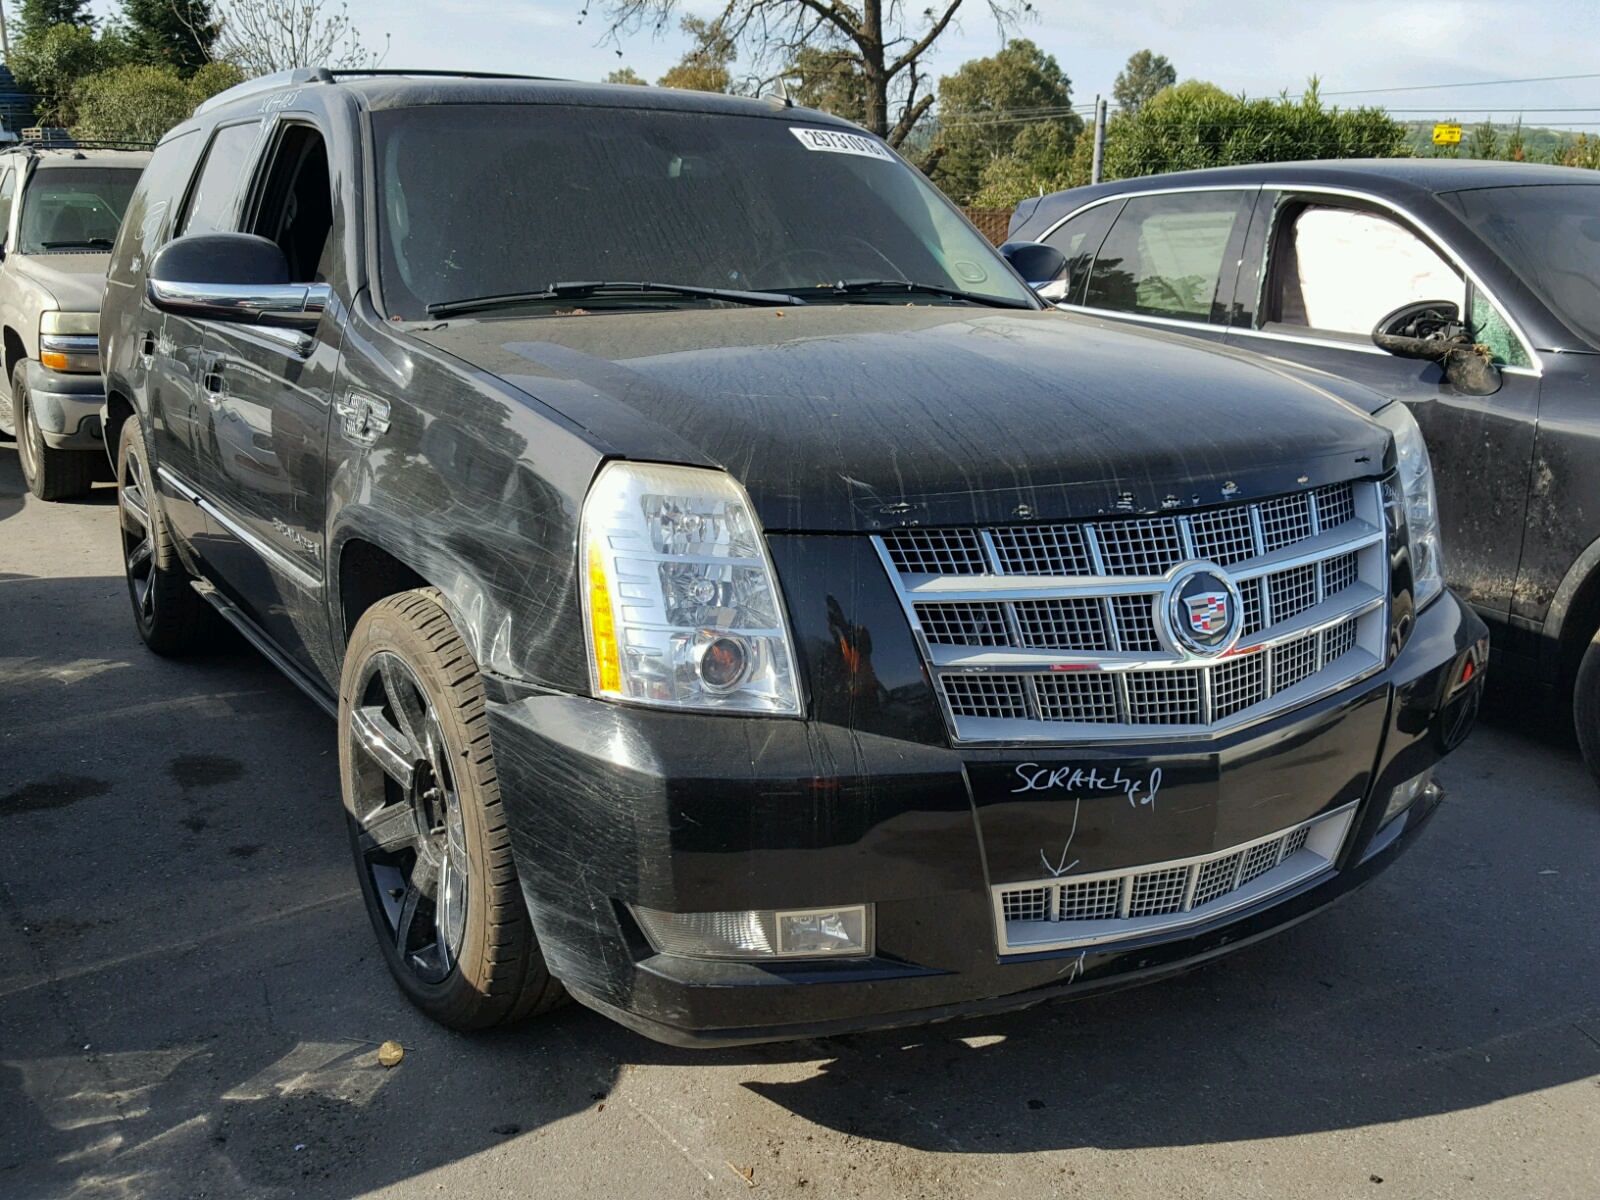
[{"xmin": 39, "ymin": 351, "xmax": 68, "ymax": 370}]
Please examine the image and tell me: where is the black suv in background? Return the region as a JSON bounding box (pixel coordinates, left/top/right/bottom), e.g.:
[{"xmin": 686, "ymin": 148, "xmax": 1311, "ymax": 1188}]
[
  {"xmin": 1006, "ymin": 161, "xmax": 1600, "ymax": 785},
  {"xmin": 100, "ymin": 69, "xmax": 1485, "ymax": 1046}
]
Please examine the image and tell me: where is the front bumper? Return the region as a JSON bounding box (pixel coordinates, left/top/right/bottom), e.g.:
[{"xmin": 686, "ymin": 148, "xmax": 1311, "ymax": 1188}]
[
  {"xmin": 25, "ymin": 359, "xmax": 105, "ymax": 449},
  {"xmin": 484, "ymin": 589, "xmax": 1487, "ymax": 1047}
]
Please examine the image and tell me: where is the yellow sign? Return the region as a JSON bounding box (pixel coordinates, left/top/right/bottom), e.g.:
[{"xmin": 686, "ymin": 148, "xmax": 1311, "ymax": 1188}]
[{"xmin": 1433, "ymin": 123, "xmax": 1462, "ymax": 146}]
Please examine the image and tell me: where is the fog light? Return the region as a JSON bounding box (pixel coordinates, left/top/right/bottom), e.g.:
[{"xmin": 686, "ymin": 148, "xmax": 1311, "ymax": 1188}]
[
  {"xmin": 632, "ymin": 904, "xmax": 872, "ymax": 960},
  {"xmin": 777, "ymin": 907, "xmax": 870, "ymax": 956},
  {"xmin": 1382, "ymin": 767, "xmax": 1437, "ymax": 825}
]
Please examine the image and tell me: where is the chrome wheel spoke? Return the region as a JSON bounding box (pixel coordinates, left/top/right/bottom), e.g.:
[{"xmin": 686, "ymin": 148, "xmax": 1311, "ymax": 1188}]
[
  {"xmin": 357, "ymin": 799, "xmax": 419, "ymax": 856},
  {"xmin": 350, "ymin": 704, "xmax": 417, "ymax": 791},
  {"xmin": 126, "ymin": 537, "xmax": 153, "ymax": 573},
  {"xmin": 379, "ymin": 657, "xmax": 427, "ymax": 753}
]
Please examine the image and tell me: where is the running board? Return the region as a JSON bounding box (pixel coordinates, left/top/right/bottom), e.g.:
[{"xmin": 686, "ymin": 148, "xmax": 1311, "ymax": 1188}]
[{"xmin": 190, "ymin": 579, "xmax": 338, "ymax": 719}]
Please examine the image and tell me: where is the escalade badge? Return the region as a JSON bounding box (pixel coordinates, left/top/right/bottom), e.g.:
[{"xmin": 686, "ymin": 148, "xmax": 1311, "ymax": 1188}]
[{"xmin": 1164, "ymin": 563, "xmax": 1244, "ymax": 657}]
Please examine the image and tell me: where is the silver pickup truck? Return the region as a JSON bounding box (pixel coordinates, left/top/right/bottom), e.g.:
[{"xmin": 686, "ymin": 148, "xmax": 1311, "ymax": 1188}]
[{"xmin": 0, "ymin": 144, "xmax": 147, "ymax": 499}]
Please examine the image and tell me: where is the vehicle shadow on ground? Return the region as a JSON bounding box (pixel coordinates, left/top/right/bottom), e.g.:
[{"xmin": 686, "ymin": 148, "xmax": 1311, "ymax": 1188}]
[{"xmin": 3, "ymin": 569, "xmax": 1597, "ymax": 1196}]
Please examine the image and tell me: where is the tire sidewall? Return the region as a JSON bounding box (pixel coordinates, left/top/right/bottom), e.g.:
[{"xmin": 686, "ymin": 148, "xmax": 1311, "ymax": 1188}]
[
  {"xmin": 13, "ymin": 363, "xmax": 41, "ymax": 492},
  {"xmin": 1574, "ymin": 633, "xmax": 1600, "ymax": 789},
  {"xmin": 339, "ymin": 594, "xmax": 506, "ymax": 1018}
]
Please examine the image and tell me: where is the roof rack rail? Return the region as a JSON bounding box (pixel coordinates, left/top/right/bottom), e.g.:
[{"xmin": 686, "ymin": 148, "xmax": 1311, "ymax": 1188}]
[
  {"xmin": 192, "ymin": 67, "xmax": 571, "ymax": 120},
  {"xmin": 324, "ymin": 68, "xmax": 565, "ymax": 81}
]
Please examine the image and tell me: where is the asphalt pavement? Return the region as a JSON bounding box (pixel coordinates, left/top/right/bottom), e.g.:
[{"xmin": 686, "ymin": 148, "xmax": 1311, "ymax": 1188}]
[{"xmin": 2, "ymin": 447, "xmax": 1597, "ymax": 1200}]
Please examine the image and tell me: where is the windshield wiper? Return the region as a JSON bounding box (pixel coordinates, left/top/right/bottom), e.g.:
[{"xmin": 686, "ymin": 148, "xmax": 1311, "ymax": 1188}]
[
  {"xmin": 40, "ymin": 238, "xmax": 114, "ymax": 250},
  {"xmin": 426, "ymin": 280, "xmax": 806, "ymax": 318},
  {"xmin": 784, "ymin": 279, "xmax": 1035, "ymax": 310}
]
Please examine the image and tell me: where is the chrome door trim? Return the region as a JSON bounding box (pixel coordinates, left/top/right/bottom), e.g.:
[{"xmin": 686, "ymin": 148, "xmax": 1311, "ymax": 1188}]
[{"xmin": 156, "ymin": 462, "xmax": 322, "ymax": 591}]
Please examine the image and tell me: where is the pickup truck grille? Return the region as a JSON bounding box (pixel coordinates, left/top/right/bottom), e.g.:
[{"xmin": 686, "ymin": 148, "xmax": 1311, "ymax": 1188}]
[{"xmin": 874, "ymin": 481, "xmax": 1389, "ymax": 744}]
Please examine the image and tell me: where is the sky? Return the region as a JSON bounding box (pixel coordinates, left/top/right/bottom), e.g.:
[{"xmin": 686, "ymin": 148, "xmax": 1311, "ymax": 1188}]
[{"xmin": 84, "ymin": 0, "xmax": 1600, "ymax": 130}]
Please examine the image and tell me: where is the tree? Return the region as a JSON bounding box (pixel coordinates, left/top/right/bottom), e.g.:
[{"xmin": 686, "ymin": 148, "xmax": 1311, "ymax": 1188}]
[
  {"xmin": 212, "ymin": 0, "xmax": 387, "ymax": 75},
  {"xmin": 1112, "ymin": 49, "xmax": 1175, "ymax": 116},
  {"xmin": 16, "ymin": 0, "xmax": 97, "ymax": 40},
  {"xmin": 9, "ymin": 22, "xmax": 123, "ymax": 125},
  {"xmin": 1099, "ymin": 79, "xmax": 1408, "ymax": 181},
  {"xmin": 972, "ymin": 119, "xmax": 1075, "ymax": 206},
  {"xmin": 598, "ymin": 0, "xmax": 1032, "ymax": 148},
  {"xmin": 70, "ymin": 60, "xmax": 240, "ymax": 142},
  {"xmin": 930, "ymin": 39, "xmax": 1080, "ymax": 205},
  {"xmin": 605, "ymin": 66, "xmax": 648, "ymax": 85},
  {"xmin": 786, "ymin": 45, "xmax": 866, "ymax": 123},
  {"xmin": 655, "ymin": 15, "xmax": 734, "ymax": 93},
  {"xmin": 120, "ymin": 0, "xmax": 217, "ymax": 76}
]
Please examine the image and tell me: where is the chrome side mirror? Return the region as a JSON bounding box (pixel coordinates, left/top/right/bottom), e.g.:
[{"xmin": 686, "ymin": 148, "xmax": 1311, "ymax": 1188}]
[{"xmin": 145, "ymin": 232, "xmax": 330, "ymax": 331}]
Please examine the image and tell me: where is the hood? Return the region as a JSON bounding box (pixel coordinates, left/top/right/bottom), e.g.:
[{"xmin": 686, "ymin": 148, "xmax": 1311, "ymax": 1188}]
[
  {"xmin": 413, "ymin": 306, "xmax": 1391, "ymax": 532},
  {"xmin": 9, "ymin": 252, "xmax": 111, "ymax": 314}
]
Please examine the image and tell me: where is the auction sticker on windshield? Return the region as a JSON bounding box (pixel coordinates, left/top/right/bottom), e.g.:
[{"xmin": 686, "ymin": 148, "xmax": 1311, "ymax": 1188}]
[{"xmin": 790, "ymin": 127, "xmax": 895, "ymax": 161}]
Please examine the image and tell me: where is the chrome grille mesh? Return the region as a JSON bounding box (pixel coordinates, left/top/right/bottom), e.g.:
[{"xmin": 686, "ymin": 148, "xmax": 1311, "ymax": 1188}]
[
  {"xmin": 989, "ymin": 524, "xmax": 1093, "ymax": 575},
  {"xmin": 993, "ymin": 805, "xmax": 1356, "ymax": 953},
  {"xmin": 1108, "ymin": 594, "xmax": 1162, "ymax": 652},
  {"xmin": 1012, "ymin": 598, "xmax": 1108, "ymax": 650},
  {"xmin": 1094, "ymin": 518, "xmax": 1186, "ymax": 575},
  {"xmin": 881, "ymin": 529, "xmax": 987, "ymax": 575},
  {"xmin": 942, "ymin": 675, "xmax": 1029, "ymax": 719},
  {"xmin": 1058, "ymin": 876, "xmax": 1123, "ymax": 920},
  {"xmin": 1033, "ymin": 672, "xmax": 1120, "ymax": 722},
  {"xmin": 916, "ymin": 602, "xmax": 1009, "ymax": 646},
  {"xmin": 878, "ymin": 481, "xmax": 1386, "ymax": 741}
]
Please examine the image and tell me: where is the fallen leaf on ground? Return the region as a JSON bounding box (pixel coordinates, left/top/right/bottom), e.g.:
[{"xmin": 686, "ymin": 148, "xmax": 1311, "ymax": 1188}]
[{"xmin": 378, "ymin": 1040, "xmax": 404, "ymax": 1068}]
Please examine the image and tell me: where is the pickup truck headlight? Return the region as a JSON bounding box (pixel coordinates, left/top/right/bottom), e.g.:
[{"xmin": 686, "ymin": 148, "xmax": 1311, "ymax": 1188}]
[
  {"xmin": 1374, "ymin": 402, "xmax": 1444, "ymax": 610},
  {"xmin": 580, "ymin": 461, "xmax": 801, "ymax": 714},
  {"xmin": 39, "ymin": 312, "xmax": 100, "ymax": 372}
]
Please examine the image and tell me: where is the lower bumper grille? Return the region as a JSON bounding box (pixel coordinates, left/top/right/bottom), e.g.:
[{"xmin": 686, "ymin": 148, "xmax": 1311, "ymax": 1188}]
[{"xmin": 991, "ymin": 803, "xmax": 1356, "ymax": 955}]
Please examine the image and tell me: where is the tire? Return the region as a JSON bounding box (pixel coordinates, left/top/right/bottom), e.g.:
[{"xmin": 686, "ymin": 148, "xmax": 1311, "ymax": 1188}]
[
  {"xmin": 1575, "ymin": 628, "xmax": 1600, "ymax": 790},
  {"xmin": 15, "ymin": 362, "xmax": 94, "ymax": 500},
  {"xmin": 116, "ymin": 413, "xmax": 219, "ymax": 655},
  {"xmin": 340, "ymin": 588, "xmax": 566, "ymax": 1030}
]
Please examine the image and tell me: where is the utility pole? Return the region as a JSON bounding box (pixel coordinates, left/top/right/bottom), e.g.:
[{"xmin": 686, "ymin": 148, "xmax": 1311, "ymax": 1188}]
[
  {"xmin": 1091, "ymin": 96, "xmax": 1107, "ymax": 185},
  {"xmin": 0, "ymin": 3, "xmax": 10, "ymax": 62}
]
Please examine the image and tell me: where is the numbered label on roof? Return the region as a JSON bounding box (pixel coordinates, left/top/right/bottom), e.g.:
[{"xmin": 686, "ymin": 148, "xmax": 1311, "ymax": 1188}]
[{"xmin": 790, "ymin": 127, "xmax": 894, "ymax": 161}]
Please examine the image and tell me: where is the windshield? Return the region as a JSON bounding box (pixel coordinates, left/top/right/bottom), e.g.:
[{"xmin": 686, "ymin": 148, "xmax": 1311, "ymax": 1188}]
[
  {"xmin": 1436, "ymin": 183, "xmax": 1600, "ymax": 349},
  {"xmin": 372, "ymin": 104, "xmax": 1034, "ymax": 319},
  {"xmin": 17, "ymin": 166, "xmax": 141, "ymax": 254}
]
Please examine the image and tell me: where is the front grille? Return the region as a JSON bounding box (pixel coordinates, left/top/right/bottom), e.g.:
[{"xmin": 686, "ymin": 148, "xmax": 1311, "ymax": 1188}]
[
  {"xmin": 877, "ymin": 481, "xmax": 1388, "ymax": 742},
  {"xmin": 992, "ymin": 804, "xmax": 1356, "ymax": 953},
  {"xmin": 1034, "ymin": 671, "xmax": 1119, "ymax": 722},
  {"xmin": 1013, "ymin": 597, "xmax": 1108, "ymax": 650},
  {"xmin": 942, "ymin": 674, "xmax": 1029, "ymax": 719},
  {"xmin": 881, "ymin": 529, "xmax": 987, "ymax": 575},
  {"xmin": 990, "ymin": 523, "xmax": 1093, "ymax": 575}
]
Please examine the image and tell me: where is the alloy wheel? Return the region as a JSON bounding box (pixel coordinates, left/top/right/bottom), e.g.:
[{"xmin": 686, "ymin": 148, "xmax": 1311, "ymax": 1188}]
[
  {"xmin": 348, "ymin": 652, "xmax": 470, "ymax": 984},
  {"xmin": 119, "ymin": 444, "xmax": 157, "ymax": 627}
]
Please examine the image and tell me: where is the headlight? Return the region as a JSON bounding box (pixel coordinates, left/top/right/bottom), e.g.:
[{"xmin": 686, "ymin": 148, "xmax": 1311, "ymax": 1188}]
[
  {"xmin": 1374, "ymin": 402, "xmax": 1444, "ymax": 610},
  {"xmin": 580, "ymin": 460, "xmax": 801, "ymax": 714}
]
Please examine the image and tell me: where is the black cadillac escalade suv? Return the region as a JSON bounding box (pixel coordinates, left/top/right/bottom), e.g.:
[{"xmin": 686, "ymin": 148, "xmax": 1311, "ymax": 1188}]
[{"xmin": 100, "ymin": 69, "xmax": 1487, "ymax": 1046}]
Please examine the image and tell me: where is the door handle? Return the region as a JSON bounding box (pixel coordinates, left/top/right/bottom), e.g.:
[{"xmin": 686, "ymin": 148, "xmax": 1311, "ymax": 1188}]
[
  {"xmin": 201, "ymin": 361, "xmax": 224, "ymax": 408},
  {"xmin": 139, "ymin": 330, "xmax": 156, "ymax": 364}
]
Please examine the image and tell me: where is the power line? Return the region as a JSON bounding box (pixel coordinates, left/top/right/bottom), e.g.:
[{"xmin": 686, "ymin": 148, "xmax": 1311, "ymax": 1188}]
[{"xmin": 1312, "ymin": 71, "xmax": 1600, "ymax": 98}]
